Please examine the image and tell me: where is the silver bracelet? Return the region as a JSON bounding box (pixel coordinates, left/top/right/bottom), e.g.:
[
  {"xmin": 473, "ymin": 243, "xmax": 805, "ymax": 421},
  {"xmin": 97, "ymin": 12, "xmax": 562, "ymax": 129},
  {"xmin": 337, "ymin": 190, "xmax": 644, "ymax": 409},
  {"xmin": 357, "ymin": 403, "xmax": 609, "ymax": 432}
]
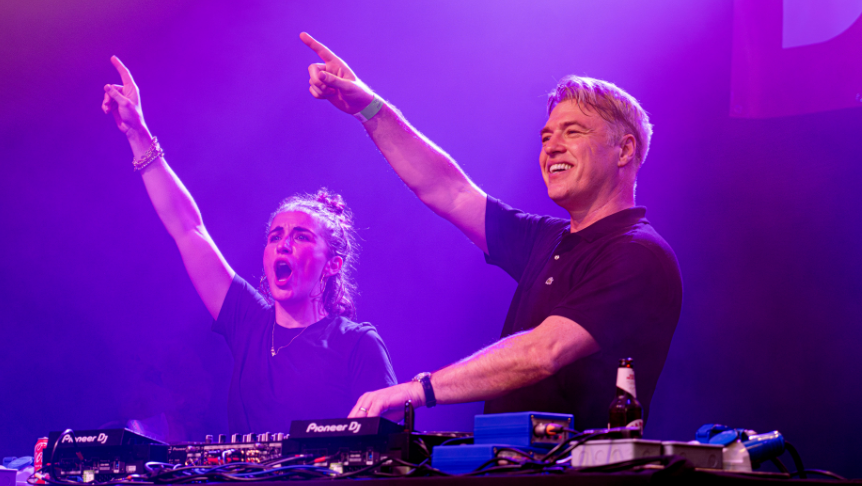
[
  {"xmin": 352, "ymin": 95, "xmax": 384, "ymax": 123},
  {"xmin": 132, "ymin": 136, "xmax": 164, "ymax": 172}
]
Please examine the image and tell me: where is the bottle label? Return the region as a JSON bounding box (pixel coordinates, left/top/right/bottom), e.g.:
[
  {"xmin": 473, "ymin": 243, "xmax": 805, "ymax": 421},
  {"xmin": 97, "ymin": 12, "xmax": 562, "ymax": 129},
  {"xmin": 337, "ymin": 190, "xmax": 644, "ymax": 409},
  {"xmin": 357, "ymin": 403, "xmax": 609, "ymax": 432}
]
[
  {"xmin": 616, "ymin": 368, "xmax": 637, "ymax": 397},
  {"xmin": 34, "ymin": 437, "xmax": 48, "ymax": 484},
  {"xmin": 627, "ymin": 419, "xmax": 644, "ymax": 431}
]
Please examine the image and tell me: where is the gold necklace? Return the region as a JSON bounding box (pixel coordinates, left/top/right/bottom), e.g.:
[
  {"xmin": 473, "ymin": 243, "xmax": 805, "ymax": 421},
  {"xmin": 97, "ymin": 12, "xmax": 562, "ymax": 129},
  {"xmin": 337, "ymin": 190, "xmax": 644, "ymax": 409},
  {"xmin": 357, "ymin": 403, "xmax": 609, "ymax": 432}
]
[{"xmin": 271, "ymin": 322, "xmax": 309, "ymax": 357}]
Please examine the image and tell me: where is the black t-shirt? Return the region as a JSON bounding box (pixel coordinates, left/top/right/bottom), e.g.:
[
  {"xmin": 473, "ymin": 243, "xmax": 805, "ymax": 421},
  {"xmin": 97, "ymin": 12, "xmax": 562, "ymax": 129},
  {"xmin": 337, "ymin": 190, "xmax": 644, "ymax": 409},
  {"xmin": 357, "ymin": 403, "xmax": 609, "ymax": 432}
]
[
  {"xmin": 483, "ymin": 197, "xmax": 682, "ymax": 430},
  {"xmin": 213, "ymin": 275, "xmax": 398, "ymax": 434}
]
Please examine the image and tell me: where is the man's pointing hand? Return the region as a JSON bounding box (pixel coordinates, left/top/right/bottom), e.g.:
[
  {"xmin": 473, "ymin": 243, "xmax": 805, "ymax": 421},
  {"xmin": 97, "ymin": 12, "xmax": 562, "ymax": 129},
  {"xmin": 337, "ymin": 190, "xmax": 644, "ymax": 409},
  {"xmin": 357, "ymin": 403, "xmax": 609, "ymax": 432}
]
[{"xmin": 300, "ymin": 32, "xmax": 374, "ymax": 115}]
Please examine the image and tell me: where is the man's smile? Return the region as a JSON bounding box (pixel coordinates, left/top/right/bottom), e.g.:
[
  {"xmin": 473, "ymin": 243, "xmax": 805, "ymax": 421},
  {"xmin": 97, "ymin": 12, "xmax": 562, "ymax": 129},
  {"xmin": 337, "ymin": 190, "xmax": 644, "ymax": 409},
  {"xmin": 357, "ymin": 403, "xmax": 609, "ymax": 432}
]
[{"xmin": 549, "ymin": 163, "xmax": 573, "ymax": 173}]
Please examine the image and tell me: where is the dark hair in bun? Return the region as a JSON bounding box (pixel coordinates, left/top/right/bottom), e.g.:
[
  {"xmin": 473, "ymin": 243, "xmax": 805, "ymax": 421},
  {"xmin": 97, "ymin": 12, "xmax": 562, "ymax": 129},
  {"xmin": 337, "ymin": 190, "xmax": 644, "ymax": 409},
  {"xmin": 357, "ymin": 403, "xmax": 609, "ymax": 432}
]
[{"xmin": 262, "ymin": 188, "xmax": 359, "ymax": 319}]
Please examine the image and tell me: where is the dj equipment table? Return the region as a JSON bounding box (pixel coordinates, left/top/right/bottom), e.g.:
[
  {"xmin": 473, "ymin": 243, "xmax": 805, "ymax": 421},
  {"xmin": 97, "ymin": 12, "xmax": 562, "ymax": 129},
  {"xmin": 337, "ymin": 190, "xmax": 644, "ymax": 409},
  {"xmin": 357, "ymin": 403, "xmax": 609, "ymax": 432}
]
[
  {"xmin": 42, "ymin": 422, "xmax": 856, "ymax": 485},
  {"xmin": 192, "ymin": 470, "xmax": 855, "ymax": 485}
]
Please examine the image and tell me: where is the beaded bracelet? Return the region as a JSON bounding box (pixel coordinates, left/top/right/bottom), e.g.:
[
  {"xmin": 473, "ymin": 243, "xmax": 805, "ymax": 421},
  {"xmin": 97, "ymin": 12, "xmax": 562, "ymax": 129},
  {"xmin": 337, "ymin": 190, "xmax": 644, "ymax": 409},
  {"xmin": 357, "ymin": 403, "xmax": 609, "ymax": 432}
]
[{"xmin": 132, "ymin": 136, "xmax": 164, "ymax": 171}]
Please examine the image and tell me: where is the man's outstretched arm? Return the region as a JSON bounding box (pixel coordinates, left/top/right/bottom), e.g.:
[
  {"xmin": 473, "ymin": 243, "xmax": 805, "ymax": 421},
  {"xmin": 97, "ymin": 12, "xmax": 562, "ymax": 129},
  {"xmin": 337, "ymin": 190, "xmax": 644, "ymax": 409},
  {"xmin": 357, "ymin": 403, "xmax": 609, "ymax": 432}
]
[
  {"xmin": 300, "ymin": 33, "xmax": 488, "ymax": 253},
  {"xmin": 347, "ymin": 315, "xmax": 600, "ymax": 417}
]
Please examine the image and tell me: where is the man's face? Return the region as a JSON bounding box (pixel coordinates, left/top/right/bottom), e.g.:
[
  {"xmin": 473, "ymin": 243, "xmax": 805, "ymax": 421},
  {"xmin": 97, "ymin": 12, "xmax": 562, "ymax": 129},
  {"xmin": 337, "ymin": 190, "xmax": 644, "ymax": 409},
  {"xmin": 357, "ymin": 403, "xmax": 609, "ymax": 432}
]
[
  {"xmin": 263, "ymin": 211, "xmax": 332, "ymax": 305},
  {"xmin": 539, "ymin": 100, "xmax": 623, "ymax": 211}
]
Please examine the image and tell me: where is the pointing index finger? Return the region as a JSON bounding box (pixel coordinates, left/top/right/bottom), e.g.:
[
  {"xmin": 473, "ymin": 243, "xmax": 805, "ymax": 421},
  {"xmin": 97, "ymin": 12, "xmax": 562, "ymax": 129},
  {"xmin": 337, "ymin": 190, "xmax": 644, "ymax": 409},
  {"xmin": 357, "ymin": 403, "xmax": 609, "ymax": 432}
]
[
  {"xmin": 110, "ymin": 55, "xmax": 135, "ymax": 86},
  {"xmin": 300, "ymin": 32, "xmax": 337, "ymax": 62}
]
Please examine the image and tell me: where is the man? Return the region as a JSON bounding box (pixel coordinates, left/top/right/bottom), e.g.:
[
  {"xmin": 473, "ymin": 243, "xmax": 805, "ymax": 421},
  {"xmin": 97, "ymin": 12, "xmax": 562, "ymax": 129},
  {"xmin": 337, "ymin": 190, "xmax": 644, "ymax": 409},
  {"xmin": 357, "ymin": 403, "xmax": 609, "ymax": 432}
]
[{"xmin": 300, "ymin": 33, "xmax": 681, "ymax": 430}]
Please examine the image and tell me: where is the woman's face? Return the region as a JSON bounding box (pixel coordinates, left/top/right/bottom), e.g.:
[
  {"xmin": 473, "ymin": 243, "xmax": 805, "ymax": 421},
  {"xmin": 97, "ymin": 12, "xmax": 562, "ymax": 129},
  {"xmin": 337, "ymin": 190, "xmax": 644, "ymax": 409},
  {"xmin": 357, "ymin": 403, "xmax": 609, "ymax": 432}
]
[{"xmin": 263, "ymin": 211, "xmax": 336, "ymax": 306}]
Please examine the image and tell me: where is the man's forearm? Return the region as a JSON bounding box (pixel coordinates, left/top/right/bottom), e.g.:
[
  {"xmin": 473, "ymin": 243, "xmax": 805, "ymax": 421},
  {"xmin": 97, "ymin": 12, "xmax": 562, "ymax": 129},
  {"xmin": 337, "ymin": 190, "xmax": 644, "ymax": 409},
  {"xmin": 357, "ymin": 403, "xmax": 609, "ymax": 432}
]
[
  {"xmin": 362, "ymin": 103, "xmax": 488, "ymax": 252},
  {"xmin": 363, "ymin": 103, "xmax": 480, "ymax": 215},
  {"xmin": 348, "ymin": 316, "xmax": 599, "ymax": 417},
  {"xmin": 430, "ymin": 330, "xmax": 556, "ymax": 405},
  {"xmin": 428, "ymin": 315, "xmax": 601, "ymax": 406}
]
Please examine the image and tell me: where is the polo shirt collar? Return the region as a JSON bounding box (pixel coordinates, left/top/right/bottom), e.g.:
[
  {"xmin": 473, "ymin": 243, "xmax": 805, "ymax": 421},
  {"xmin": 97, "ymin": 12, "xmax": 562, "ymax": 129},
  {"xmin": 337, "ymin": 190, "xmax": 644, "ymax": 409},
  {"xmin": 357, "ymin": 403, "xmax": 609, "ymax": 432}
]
[{"xmin": 563, "ymin": 206, "xmax": 648, "ymax": 244}]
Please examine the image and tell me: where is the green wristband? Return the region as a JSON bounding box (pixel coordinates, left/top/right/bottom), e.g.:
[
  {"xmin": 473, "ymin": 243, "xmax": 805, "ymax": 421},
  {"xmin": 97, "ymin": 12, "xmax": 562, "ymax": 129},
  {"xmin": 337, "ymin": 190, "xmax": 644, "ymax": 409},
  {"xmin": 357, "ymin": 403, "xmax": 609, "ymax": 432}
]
[{"xmin": 353, "ymin": 95, "xmax": 384, "ymax": 123}]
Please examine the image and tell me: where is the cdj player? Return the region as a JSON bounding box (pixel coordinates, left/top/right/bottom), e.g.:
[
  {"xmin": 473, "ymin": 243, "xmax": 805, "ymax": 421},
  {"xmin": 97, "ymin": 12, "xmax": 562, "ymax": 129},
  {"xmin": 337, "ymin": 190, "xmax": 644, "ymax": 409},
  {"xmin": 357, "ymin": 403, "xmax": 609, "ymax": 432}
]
[
  {"xmin": 282, "ymin": 417, "xmax": 468, "ymax": 473},
  {"xmin": 45, "ymin": 429, "xmax": 167, "ymax": 482}
]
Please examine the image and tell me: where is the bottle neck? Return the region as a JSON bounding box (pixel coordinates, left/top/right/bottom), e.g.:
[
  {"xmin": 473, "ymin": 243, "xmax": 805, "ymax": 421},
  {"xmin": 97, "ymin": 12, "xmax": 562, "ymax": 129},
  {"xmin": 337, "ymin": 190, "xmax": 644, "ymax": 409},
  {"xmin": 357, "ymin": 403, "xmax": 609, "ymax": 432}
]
[{"xmin": 616, "ymin": 367, "xmax": 637, "ymax": 398}]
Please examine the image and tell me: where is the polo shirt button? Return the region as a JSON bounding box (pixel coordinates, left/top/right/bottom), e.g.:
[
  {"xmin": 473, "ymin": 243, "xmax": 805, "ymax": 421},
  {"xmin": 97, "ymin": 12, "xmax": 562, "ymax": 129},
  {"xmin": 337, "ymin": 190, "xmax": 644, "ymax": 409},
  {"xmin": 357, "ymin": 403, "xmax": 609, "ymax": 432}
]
[
  {"xmin": 554, "ymin": 255, "xmax": 560, "ymax": 260},
  {"xmin": 545, "ymin": 277, "xmax": 554, "ymax": 285}
]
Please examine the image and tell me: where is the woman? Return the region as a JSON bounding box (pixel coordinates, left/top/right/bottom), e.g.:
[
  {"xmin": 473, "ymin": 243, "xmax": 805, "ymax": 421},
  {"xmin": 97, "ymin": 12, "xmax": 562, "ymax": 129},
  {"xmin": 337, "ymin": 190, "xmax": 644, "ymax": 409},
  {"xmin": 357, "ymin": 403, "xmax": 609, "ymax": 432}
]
[{"xmin": 101, "ymin": 56, "xmax": 397, "ymax": 434}]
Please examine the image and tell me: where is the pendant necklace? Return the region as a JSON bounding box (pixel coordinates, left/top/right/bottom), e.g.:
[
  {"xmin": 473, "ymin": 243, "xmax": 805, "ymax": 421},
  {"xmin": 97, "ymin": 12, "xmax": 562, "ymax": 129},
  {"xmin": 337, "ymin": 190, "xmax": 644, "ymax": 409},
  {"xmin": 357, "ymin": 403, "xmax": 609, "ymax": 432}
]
[{"xmin": 271, "ymin": 321, "xmax": 309, "ymax": 357}]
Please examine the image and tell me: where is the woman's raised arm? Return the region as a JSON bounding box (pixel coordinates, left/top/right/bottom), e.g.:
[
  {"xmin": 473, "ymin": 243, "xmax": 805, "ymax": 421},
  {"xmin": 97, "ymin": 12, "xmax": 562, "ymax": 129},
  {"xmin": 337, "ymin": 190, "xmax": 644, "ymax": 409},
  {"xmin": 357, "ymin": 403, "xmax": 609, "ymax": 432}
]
[{"xmin": 102, "ymin": 56, "xmax": 234, "ymax": 319}]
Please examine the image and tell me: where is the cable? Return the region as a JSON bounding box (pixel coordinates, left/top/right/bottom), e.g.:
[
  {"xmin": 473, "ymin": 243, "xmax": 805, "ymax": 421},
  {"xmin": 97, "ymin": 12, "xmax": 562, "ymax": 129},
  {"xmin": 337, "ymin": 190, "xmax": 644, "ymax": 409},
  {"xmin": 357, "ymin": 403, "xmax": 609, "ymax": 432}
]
[
  {"xmin": 769, "ymin": 457, "xmax": 789, "ymax": 474},
  {"xmin": 160, "ymin": 464, "xmax": 335, "ymax": 483},
  {"xmin": 333, "ymin": 457, "xmax": 404, "ymax": 479},
  {"xmin": 333, "ymin": 457, "xmax": 444, "ymax": 479},
  {"xmin": 541, "ymin": 432, "xmax": 587, "ymax": 462},
  {"xmin": 543, "ymin": 429, "xmax": 609, "ymax": 463},
  {"xmin": 461, "ymin": 447, "xmax": 551, "ymax": 477},
  {"xmin": 493, "ymin": 447, "xmax": 537, "ymax": 461},
  {"xmin": 412, "ymin": 436, "xmax": 431, "ymax": 459},
  {"xmin": 360, "ymin": 458, "xmax": 435, "ymax": 478},
  {"xmin": 43, "ymin": 430, "xmax": 90, "ymax": 486},
  {"xmin": 143, "ymin": 462, "xmax": 177, "ymax": 473},
  {"xmin": 790, "ymin": 469, "xmax": 847, "ymax": 481},
  {"xmin": 401, "ymin": 459, "xmax": 451, "ymax": 478},
  {"xmin": 438, "ymin": 436, "xmax": 473, "ymax": 446},
  {"xmin": 784, "ymin": 441, "xmax": 806, "ymax": 479},
  {"xmin": 260, "ymin": 454, "xmax": 313, "ymax": 467},
  {"xmin": 228, "ymin": 464, "xmax": 336, "ymax": 479},
  {"xmin": 463, "ymin": 462, "xmax": 524, "ymax": 476}
]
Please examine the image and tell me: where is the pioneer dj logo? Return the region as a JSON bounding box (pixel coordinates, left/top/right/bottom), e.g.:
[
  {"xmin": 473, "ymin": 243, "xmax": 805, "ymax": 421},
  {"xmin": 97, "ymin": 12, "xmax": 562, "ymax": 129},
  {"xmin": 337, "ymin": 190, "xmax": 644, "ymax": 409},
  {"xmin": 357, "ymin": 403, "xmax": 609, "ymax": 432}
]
[
  {"xmin": 61, "ymin": 433, "xmax": 109, "ymax": 445},
  {"xmin": 305, "ymin": 421, "xmax": 362, "ymax": 434}
]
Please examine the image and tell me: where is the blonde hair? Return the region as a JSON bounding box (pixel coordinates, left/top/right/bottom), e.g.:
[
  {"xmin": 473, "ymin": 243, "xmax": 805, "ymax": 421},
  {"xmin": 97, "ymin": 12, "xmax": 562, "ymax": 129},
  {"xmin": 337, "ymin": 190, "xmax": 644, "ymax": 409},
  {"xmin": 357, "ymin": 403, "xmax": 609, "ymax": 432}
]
[{"xmin": 548, "ymin": 75, "xmax": 653, "ymax": 166}]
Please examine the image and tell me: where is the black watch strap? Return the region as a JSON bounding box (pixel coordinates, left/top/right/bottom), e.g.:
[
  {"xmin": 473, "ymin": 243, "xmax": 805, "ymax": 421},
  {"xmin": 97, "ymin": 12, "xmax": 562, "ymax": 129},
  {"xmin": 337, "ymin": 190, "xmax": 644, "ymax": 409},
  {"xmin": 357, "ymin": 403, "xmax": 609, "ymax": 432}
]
[{"xmin": 413, "ymin": 372, "xmax": 436, "ymax": 408}]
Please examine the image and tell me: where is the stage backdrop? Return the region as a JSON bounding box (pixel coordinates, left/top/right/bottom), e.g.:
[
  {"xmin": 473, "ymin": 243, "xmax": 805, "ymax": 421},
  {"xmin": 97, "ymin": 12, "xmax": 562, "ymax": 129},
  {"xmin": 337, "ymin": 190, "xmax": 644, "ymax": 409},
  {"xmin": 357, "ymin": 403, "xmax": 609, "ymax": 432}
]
[{"xmin": 1, "ymin": 0, "xmax": 861, "ymax": 478}]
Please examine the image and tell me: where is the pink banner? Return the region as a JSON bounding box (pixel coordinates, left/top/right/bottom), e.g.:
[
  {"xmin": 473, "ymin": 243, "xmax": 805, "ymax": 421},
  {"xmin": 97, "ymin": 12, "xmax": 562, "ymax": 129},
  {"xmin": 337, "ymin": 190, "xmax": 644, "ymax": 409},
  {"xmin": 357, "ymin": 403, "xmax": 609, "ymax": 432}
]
[{"xmin": 731, "ymin": 0, "xmax": 862, "ymax": 118}]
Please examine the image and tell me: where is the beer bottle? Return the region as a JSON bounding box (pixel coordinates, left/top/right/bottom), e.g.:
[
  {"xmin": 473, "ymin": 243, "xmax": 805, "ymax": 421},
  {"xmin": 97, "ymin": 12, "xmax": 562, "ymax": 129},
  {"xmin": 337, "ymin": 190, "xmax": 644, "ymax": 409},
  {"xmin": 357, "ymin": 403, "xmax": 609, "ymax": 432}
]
[{"xmin": 608, "ymin": 357, "xmax": 643, "ymax": 437}]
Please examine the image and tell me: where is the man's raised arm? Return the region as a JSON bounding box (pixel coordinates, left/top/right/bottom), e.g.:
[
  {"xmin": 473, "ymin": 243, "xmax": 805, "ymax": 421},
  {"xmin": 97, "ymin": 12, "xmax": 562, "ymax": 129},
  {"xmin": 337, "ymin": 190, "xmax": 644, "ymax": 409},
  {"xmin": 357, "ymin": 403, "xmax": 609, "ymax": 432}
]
[{"xmin": 300, "ymin": 33, "xmax": 488, "ymax": 253}]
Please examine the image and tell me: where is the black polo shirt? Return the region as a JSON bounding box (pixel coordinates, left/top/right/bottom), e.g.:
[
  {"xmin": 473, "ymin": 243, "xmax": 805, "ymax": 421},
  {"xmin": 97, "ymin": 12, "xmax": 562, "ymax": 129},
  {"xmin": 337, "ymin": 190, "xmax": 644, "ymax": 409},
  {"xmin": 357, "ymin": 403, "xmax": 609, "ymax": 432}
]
[{"xmin": 483, "ymin": 197, "xmax": 682, "ymax": 431}]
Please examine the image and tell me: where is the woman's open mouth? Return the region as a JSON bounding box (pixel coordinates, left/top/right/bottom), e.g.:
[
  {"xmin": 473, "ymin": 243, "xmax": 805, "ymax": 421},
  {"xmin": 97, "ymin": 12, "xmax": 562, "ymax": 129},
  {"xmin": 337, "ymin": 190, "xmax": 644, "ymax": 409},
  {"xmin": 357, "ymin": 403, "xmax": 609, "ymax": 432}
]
[{"xmin": 275, "ymin": 261, "xmax": 292, "ymax": 282}]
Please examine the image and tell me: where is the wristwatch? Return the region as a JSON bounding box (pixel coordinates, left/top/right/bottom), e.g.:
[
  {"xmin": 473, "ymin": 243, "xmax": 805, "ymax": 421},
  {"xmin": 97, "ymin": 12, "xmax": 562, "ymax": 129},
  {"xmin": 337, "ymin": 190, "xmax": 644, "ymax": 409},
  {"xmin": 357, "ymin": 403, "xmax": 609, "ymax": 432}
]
[{"xmin": 412, "ymin": 372, "xmax": 437, "ymax": 408}]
